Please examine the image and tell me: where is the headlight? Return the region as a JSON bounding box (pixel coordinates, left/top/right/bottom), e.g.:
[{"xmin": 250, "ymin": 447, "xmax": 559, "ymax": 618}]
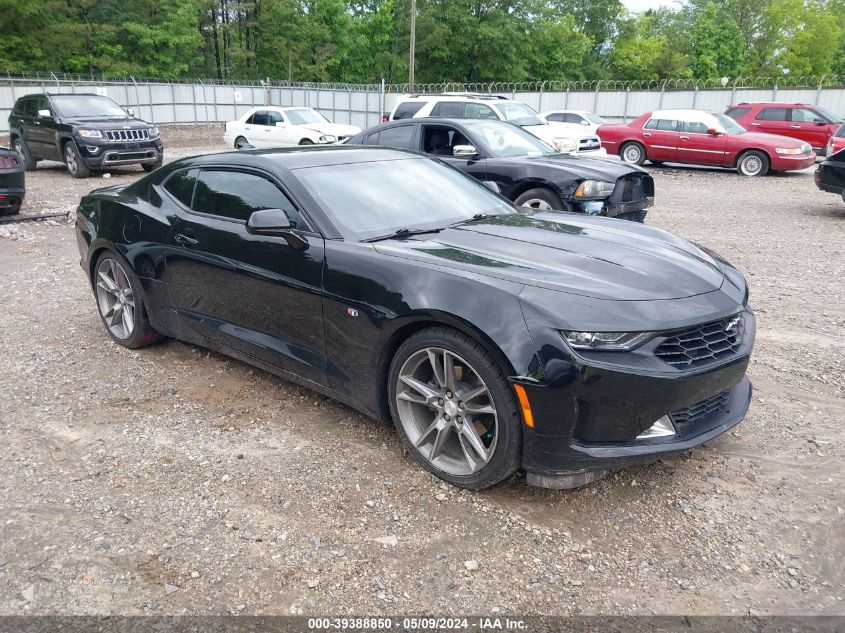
[
  {"xmin": 775, "ymin": 146, "xmax": 807, "ymax": 155},
  {"xmin": 318, "ymin": 134, "xmax": 337, "ymax": 143},
  {"xmin": 562, "ymin": 330, "xmax": 656, "ymax": 351},
  {"xmin": 78, "ymin": 129, "xmax": 102, "ymax": 139},
  {"xmin": 573, "ymin": 180, "xmax": 615, "ymax": 200},
  {"xmin": 148, "ymin": 126, "xmax": 160, "ymax": 139},
  {"xmin": 552, "ymin": 138, "xmax": 577, "ymax": 153}
]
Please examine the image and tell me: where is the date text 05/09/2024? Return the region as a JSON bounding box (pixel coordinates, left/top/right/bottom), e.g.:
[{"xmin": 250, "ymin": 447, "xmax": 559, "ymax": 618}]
[{"xmin": 307, "ymin": 617, "xmax": 527, "ymax": 630}]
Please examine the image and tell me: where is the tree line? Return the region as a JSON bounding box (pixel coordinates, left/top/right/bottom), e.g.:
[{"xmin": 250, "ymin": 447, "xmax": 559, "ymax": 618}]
[{"xmin": 1, "ymin": 0, "xmax": 844, "ymax": 84}]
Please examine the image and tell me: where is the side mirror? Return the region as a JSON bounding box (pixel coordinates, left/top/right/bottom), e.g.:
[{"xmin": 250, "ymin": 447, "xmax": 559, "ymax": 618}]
[
  {"xmin": 37, "ymin": 109, "xmax": 51, "ymax": 118},
  {"xmin": 581, "ymin": 120, "xmax": 589, "ymax": 126},
  {"xmin": 246, "ymin": 209, "xmax": 308, "ymax": 250},
  {"xmin": 453, "ymin": 144, "xmax": 478, "ymax": 158},
  {"xmin": 482, "ymin": 181, "xmax": 501, "ymax": 194},
  {"xmin": 126, "ymin": 108, "xmax": 136, "ymax": 117},
  {"xmin": 706, "ymin": 127, "xmax": 721, "ymax": 136},
  {"xmin": 814, "ymin": 119, "xmax": 826, "ymax": 126}
]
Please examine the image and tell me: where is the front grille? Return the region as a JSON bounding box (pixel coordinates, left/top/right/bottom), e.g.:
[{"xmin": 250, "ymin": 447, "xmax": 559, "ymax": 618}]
[
  {"xmin": 670, "ymin": 390, "xmax": 730, "ymax": 426},
  {"xmin": 616, "ymin": 174, "xmax": 652, "ymax": 202},
  {"xmin": 104, "ymin": 129, "xmax": 150, "ymax": 142},
  {"xmin": 655, "ymin": 314, "xmax": 744, "ymax": 369},
  {"xmin": 578, "ymin": 137, "xmax": 602, "ymax": 151}
]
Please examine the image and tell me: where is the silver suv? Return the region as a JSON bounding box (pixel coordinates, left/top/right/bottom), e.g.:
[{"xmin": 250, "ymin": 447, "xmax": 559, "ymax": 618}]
[{"xmin": 388, "ymin": 93, "xmax": 606, "ymax": 156}]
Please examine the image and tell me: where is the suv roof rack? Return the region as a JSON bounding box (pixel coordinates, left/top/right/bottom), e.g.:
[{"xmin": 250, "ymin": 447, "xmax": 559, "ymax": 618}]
[{"xmin": 406, "ymin": 92, "xmax": 508, "ymax": 100}]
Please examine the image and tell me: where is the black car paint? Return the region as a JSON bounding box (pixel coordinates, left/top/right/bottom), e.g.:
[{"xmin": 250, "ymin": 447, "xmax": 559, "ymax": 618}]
[
  {"xmin": 8, "ymin": 93, "xmax": 163, "ymax": 171},
  {"xmin": 345, "ymin": 118, "xmax": 655, "ymax": 221},
  {"xmin": 814, "ymin": 148, "xmax": 845, "ymax": 199},
  {"xmin": 76, "ymin": 146, "xmax": 754, "ymax": 481},
  {"xmin": 0, "ymin": 147, "xmax": 25, "ymax": 215}
]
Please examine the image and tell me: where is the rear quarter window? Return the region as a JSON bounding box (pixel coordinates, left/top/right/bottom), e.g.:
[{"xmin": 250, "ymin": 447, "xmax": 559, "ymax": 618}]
[
  {"xmin": 725, "ymin": 107, "xmax": 751, "ymax": 119},
  {"xmin": 163, "ymin": 169, "xmax": 198, "ymax": 207},
  {"xmin": 376, "ymin": 125, "xmax": 414, "ymax": 149},
  {"xmin": 392, "ymin": 102, "xmax": 425, "ymax": 120},
  {"xmin": 431, "ymin": 101, "xmax": 465, "ymax": 117},
  {"xmin": 834, "ymin": 123, "xmax": 845, "ymax": 138}
]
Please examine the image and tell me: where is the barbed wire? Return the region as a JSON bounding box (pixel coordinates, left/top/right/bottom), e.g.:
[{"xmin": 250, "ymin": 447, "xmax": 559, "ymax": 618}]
[{"xmin": 1, "ymin": 71, "xmax": 844, "ymax": 91}]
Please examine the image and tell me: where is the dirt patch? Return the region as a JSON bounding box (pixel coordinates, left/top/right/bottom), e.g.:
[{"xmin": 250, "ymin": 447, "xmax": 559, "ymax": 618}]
[{"xmin": 0, "ymin": 150, "xmax": 843, "ymax": 616}]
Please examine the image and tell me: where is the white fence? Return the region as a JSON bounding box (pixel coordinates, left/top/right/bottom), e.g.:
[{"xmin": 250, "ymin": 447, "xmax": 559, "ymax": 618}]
[{"xmin": 1, "ymin": 76, "xmax": 844, "ymax": 135}]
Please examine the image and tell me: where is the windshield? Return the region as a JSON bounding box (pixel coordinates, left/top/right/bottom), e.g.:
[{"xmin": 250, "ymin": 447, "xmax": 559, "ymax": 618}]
[
  {"xmin": 713, "ymin": 113, "xmax": 747, "ymax": 135},
  {"xmin": 814, "ymin": 106, "xmax": 843, "ymax": 123},
  {"xmin": 50, "ymin": 95, "xmax": 128, "ymax": 118},
  {"xmin": 584, "ymin": 113, "xmax": 607, "ymax": 125},
  {"xmin": 294, "ymin": 157, "xmax": 514, "ymax": 240},
  {"xmin": 286, "ymin": 108, "xmax": 329, "ymax": 125},
  {"xmin": 494, "ymin": 102, "xmax": 544, "ymax": 127},
  {"xmin": 465, "ymin": 120, "xmax": 555, "ymax": 157}
]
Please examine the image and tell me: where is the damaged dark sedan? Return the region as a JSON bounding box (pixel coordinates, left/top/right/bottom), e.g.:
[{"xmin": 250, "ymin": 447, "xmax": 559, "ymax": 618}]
[
  {"xmin": 345, "ymin": 118, "xmax": 654, "ymax": 222},
  {"xmin": 76, "ymin": 146, "xmax": 754, "ymax": 490}
]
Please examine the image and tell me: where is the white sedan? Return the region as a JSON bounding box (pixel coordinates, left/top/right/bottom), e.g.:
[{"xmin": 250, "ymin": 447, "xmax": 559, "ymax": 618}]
[
  {"xmin": 223, "ymin": 107, "xmax": 361, "ymax": 148},
  {"xmin": 540, "ymin": 110, "xmax": 608, "ymax": 136}
]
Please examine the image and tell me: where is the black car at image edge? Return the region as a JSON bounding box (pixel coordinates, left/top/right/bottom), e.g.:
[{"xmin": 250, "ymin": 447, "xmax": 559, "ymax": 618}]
[
  {"xmin": 0, "ymin": 146, "xmax": 25, "ymax": 215},
  {"xmin": 75, "ymin": 146, "xmax": 754, "ymax": 490},
  {"xmin": 8, "ymin": 93, "xmax": 164, "ymax": 178},
  {"xmin": 345, "ymin": 117, "xmax": 654, "ymax": 222},
  {"xmin": 814, "ymin": 147, "xmax": 845, "ymax": 201}
]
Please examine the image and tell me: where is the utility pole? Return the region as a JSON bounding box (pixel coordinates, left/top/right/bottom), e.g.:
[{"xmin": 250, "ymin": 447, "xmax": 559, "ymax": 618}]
[{"xmin": 409, "ymin": 0, "xmax": 416, "ymax": 91}]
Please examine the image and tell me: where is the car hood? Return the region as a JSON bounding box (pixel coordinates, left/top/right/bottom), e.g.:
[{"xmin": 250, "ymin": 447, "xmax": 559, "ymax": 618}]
[
  {"xmin": 518, "ymin": 153, "xmax": 644, "ymax": 179},
  {"xmin": 61, "ymin": 116, "xmax": 153, "ymax": 129},
  {"xmin": 738, "ymin": 132, "xmax": 809, "ymax": 148},
  {"xmin": 372, "ymin": 213, "xmax": 725, "ymax": 301},
  {"xmin": 522, "ymin": 124, "xmax": 569, "ymax": 142},
  {"xmin": 300, "ymin": 122, "xmax": 361, "ymax": 137}
]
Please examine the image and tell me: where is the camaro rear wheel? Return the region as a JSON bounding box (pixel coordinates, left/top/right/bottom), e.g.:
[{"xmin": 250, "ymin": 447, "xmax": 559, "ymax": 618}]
[
  {"xmin": 64, "ymin": 141, "xmax": 90, "ymax": 178},
  {"xmin": 12, "ymin": 138, "xmax": 37, "ymax": 171},
  {"xmin": 514, "ymin": 187, "xmax": 562, "ymax": 211},
  {"xmin": 94, "ymin": 251, "xmax": 162, "ymax": 349},
  {"xmin": 620, "ymin": 141, "xmax": 646, "ymax": 165},
  {"xmin": 388, "ymin": 327, "xmax": 521, "ymax": 489},
  {"xmin": 737, "ymin": 150, "xmax": 769, "ymax": 177}
]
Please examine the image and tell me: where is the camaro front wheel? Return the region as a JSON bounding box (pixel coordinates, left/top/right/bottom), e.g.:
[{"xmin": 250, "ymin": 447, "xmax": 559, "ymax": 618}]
[
  {"xmin": 93, "ymin": 251, "xmax": 163, "ymax": 349},
  {"xmin": 388, "ymin": 327, "xmax": 522, "ymax": 489}
]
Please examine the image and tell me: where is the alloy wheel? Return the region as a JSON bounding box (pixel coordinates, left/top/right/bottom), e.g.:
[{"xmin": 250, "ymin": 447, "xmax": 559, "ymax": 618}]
[
  {"xmin": 95, "ymin": 258, "xmax": 136, "ymax": 340},
  {"xmin": 65, "ymin": 145, "xmax": 78, "ymax": 176},
  {"xmin": 622, "ymin": 144, "xmax": 642, "ymax": 163},
  {"xmin": 395, "ymin": 347, "xmax": 498, "ymax": 476},
  {"xmin": 740, "ymin": 155, "xmax": 762, "ymax": 176},
  {"xmin": 520, "ymin": 198, "xmax": 553, "ymax": 211}
]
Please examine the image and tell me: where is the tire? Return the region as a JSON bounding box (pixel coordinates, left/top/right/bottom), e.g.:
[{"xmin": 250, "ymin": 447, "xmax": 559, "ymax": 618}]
[
  {"xmin": 649, "ymin": 160, "xmax": 664, "ymax": 166},
  {"xmin": 12, "ymin": 137, "xmax": 37, "ymax": 171},
  {"xmin": 0, "ymin": 204, "xmax": 21, "ymax": 217},
  {"xmin": 736, "ymin": 150, "xmax": 769, "ymax": 176},
  {"xmin": 92, "ymin": 250, "xmax": 164, "ymax": 349},
  {"xmin": 64, "ymin": 141, "xmax": 91, "ymax": 178},
  {"xmin": 234, "ymin": 136, "xmax": 249, "ymax": 149},
  {"xmin": 620, "ymin": 141, "xmax": 646, "ymax": 166},
  {"xmin": 142, "ymin": 159, "xmax": 163, "ymax": 173},
  {"xmin": 387, "ymin": 327, "xmax": 522, "ymax": 490},
  {"xmin": 514, "ymin": 187, "xmax": 564, "ymax": 211},
  {"xmin": 298, "ymin": 138, "xmax": 314, "ymax": 146}
]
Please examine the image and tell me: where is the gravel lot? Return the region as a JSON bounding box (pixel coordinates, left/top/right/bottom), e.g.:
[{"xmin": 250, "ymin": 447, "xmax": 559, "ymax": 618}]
[{"xmin": 1, "ymin": 128, "xmax": 843, "ymax": 617}]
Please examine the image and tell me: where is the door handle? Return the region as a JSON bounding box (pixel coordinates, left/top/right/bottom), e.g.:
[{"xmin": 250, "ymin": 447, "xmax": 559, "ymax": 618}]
[
  {"xmin": 789, "ymin": 125, "xmax": 801, "ymax": 128},
  {"xmin": 751, "ymin": 123, "xmax": 761, "ymax": 126},
  {"xmin": 174, "ymin": 233, "xmax": 198, "ymax": 246},
  {"xmin": 679, "ymin": 135, "xmax": 690, "ymax": 140},
  {"xmin": 244, "ymin": 126, "xmax": 251, "ymax": 131},
  {"xmin": 643, "ymin": 132, "xmax": 651, "ymax": 137}
]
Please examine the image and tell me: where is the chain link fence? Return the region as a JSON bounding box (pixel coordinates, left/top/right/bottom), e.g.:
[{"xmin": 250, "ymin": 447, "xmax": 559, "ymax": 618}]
[{"xmin": 3, "ymin": 72, "xmax": 845, "ymax": 135}]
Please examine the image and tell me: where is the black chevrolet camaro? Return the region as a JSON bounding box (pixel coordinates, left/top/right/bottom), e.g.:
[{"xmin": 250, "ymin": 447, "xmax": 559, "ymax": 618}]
[
  {"xmin": 345, "ymin": 118, "xmax": 654, "ymax": 222},
  {"xmin": 76, "ymin": 146, "xmax": 754, "ymax": 490}
]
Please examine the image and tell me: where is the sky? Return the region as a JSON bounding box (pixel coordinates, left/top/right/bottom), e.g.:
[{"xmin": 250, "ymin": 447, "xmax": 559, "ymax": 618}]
[{"xmin": 622, "ymin": 0, "xmax": 681, "ymax": 12}]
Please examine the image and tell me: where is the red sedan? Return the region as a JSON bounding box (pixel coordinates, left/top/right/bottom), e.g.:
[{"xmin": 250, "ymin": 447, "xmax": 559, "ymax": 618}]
[
  {"xmin": 826, "ymin": 123, "xmax": 845, "ymax": 157},
  {"xmin": 598, "ymin": 109, "xmax": 817, "ymax": 176}
]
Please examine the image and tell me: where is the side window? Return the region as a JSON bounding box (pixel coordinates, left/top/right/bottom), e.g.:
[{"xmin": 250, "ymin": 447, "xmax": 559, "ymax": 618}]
[
  {"xmin": 431, "ymin": 101, "xmax": 464, "ymax": 117},
  {"xmin": 465, "ymin": 103, "xmax": 496, "ymax": 119},
  {"xmin": 756, "ymin": 107, "xmax": 787, "ymax": 121},
  {"xmin": 35, "ymin": 97, "xmax": 51, "ymax": 117},
  {"xmin": 683, "ymin": 121, "xmax": 710, "ymax": 134},
  {"xmin": 791, "ymin": 108, "xmax": 823, "ymax": 123},
  {"xmin": 725, "ymin": 106, "xmax": 751, "ymax": 119},
  {"xmin": 266, "ymin": 111, "xmax": 284, "ymax": 126},
  {"xmin": 246, "ymin": 112, "xmax": 256, "ymax": 124},
  {"xmin": 644, "ymin": 118, "xmax": 678, "ymax": 131},
  {"xmin": 192, "ymin": 169, "xmax": 304, "ymax": 227},
  {"xmin": 393, "ymin": 101, "xmax": 425, "ymax": 120},
  {"xmin": 365, "ymin": 131, "xmax": 380, "ymax": 145},
  {"xmin": 567, "ymin": 114, "xmax": 585, "ymax": 124},
  {"xmin": 163, "ymin": 169, "xmax": 198, "ymax": 207},
  {"xmin": 377, "ymin": 125, "xmax": 414, "ymax": 149},
  {"xmin": 546, "ymin": 113, "xmax": 565, "ymax": 122}
]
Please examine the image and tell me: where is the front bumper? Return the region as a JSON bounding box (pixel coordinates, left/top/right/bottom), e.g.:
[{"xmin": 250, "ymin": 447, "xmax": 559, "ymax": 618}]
[
  {"xmin": 770, "ymin": 152, "xmax": 817, "ymax": 171},
  {"xmin": 514, "ymin": 310, "xmax": 755, "ymax": 483},
  {"xmin": 78, "ymin": 138, "xmax": 164, "ymax": 168},
  {"xmin": 0, "ymin": 168, "xmax": 25, "ymax": 213}
]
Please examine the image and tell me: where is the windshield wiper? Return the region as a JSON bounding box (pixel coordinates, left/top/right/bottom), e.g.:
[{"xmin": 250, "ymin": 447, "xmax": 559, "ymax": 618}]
[
  {"xmin": 451, "ymin": 213, "xmax": 492, "ymax": 227},
  {"xmin": 363, "ymin": 227, "xmax": 444, "ymax": 243}
]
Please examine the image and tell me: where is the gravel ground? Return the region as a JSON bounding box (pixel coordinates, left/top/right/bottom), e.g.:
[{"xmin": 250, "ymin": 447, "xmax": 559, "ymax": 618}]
[{"xmin": 0, "ymin": 136, "xmax": 843, "ymax": 617}]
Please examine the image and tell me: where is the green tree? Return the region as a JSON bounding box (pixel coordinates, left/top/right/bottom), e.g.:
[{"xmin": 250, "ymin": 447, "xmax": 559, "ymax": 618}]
[{"xmin": 689, "ymin": 2, "xmax": 743, "ymax": 77}]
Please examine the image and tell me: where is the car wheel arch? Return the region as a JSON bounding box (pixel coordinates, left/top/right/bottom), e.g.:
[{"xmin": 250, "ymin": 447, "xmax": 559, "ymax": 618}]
[
  {"xmin": 734, "ymin": 147, "xmax": 771, "ymax": 167},
  {"xmin": 373, "ymin": 313, "xmax": 518, "ymax": 423},
  {"xmin": 509, "ymin": 179, "xmax": 568, "ymax": 205}
]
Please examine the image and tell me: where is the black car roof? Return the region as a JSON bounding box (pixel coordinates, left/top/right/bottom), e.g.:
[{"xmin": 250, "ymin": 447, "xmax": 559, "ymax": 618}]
[{"xmin": 186, "ymin": 146, "xmax": 423, "ymax": 169}]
